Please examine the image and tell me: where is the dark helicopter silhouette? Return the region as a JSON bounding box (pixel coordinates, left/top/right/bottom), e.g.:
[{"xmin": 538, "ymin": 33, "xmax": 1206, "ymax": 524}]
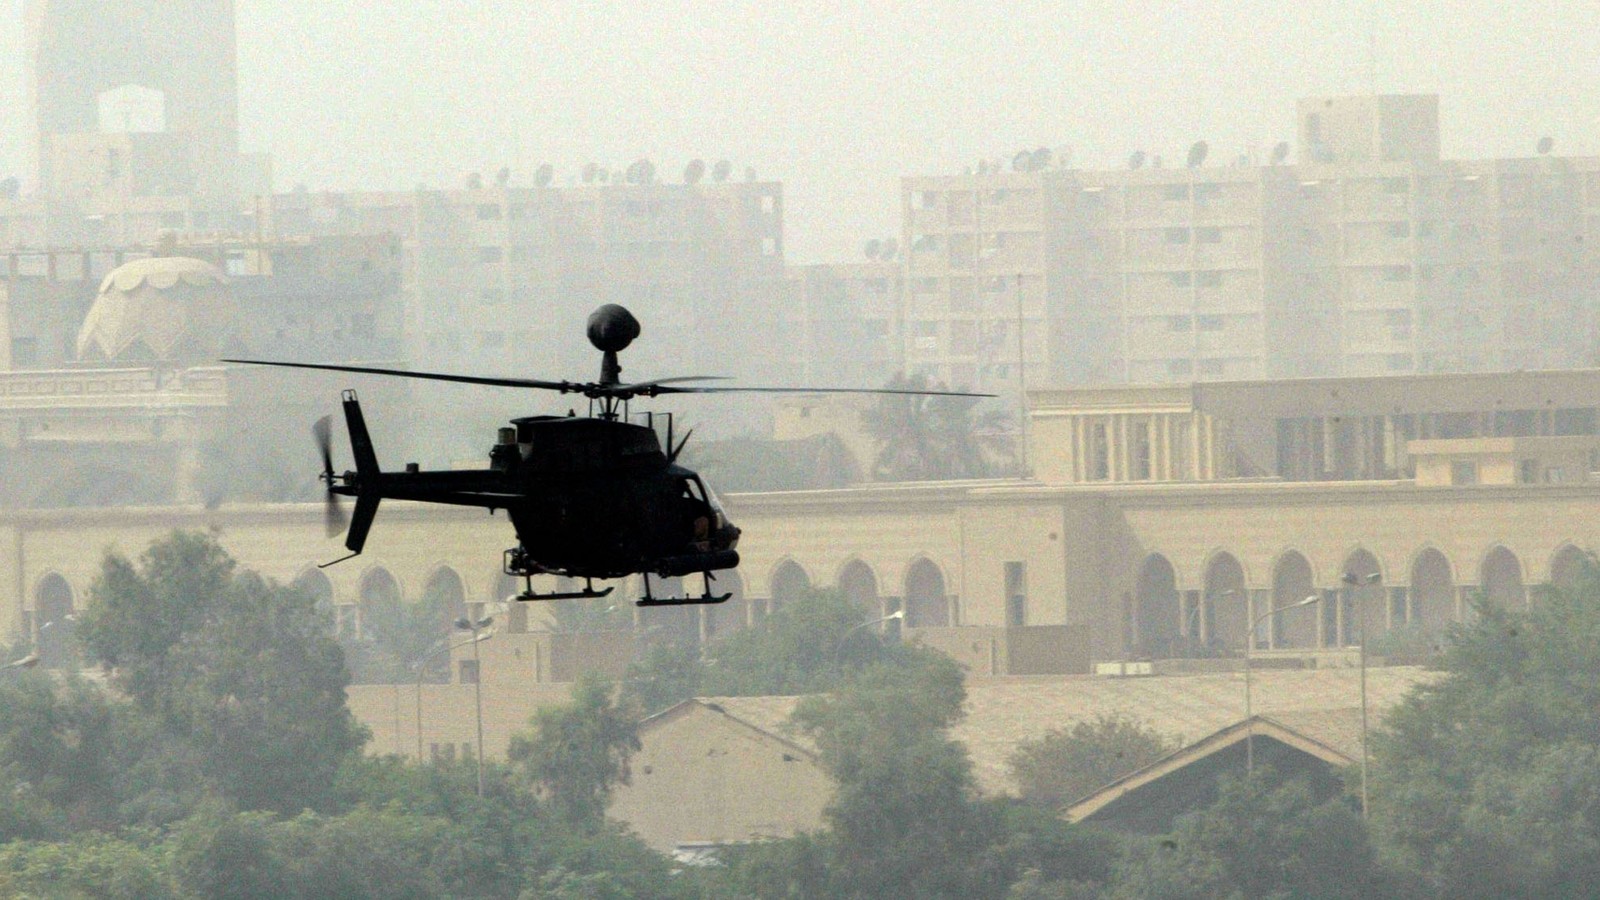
[{"xmin": 225, "ymin": 304, "xmax": 992, "ymax": 606}]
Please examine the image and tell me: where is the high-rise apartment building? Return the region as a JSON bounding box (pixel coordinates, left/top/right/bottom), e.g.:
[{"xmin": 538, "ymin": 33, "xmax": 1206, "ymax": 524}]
[{"xmin": 899, "ymin": 95, "xmax": 1600, "ymax": 391}]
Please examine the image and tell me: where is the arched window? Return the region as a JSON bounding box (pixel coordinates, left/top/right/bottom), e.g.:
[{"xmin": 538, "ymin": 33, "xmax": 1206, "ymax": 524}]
[
  {"xmin": 1270, "ymin": 552, "xmax": 1317, "ymax": 649},
  {"xmin": 838, "ymin": 560, "xmax": 879, "ymax": 614},
  {"xmin": 1549, "ymin": 544, "xmax": 1591, "ymax": 596},
  {"xmin": 422, "ymin": 567, "xmax": 468, "ymax": 636},
  {"xmin": 769, "ymin": 561, "xmax": 811, "ymax": 615},
  {"xmin": 358, "ymin": 567, "xmax": 401, "ymax": 639},
  {"xmin": 1481, "ymin": 547, "xmax": 1525, "ymax": 609},
  {"xmin": 34, "ymin": 574, "xmax": 76, "ymax": 668},
  {"xmin": 1410, "ymin": 549, "xmax": 1455, "ymax": 636},
  {"xmin": 292, "ymin": 568, "xmax": 335, "ymax": 634},
  {"xmin": 1202, "ymin": 552, "xmax": 1248, "ymax": 652},
  {"xmin": 1341, "ymin": 548, "xmax": 1385, "ymax": 645},
  {"xmin": 1134, "ymin": 554, "xmax": 1180, "ymax": 659},
  {"xmin": 904, "ymin": 558, "xmax": 950, "ymax": 628}
]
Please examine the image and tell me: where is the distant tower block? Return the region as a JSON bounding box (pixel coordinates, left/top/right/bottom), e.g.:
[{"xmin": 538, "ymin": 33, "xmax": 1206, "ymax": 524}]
[{"xmin": 26, "ymin": 0, "xmax": 240, "ymax": 200}]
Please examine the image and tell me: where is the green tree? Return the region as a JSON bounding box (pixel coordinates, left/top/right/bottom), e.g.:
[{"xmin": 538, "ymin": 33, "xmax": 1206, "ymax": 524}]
[
  {"xmin": 1368, "ymin": 563, "xmax": 1600, "ymax": 897},
  {"xmin": 621, "ymin": 587, "xmax": 929, "ymax": 714},
  {"xmin": 1008, "ymin": 714, "xmax": 1179, "ymax": 810},
  {"xmin": 78, "ymin": 531, "xmax": 366, "ymax": 815},
  {"xmin": 0, "ymin": 834, "xmax": 175, "ymax": 900},
  {"xmin": 788, "ymin": 654, "xmax": 999, "ymax": 898},
  {"xmin": 508, "ymin": 674, "xmax": 640, "ymax": 828}
]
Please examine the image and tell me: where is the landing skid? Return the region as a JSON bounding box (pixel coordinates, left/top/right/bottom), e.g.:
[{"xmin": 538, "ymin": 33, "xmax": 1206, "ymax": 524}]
[
  {"xmin": 503, "ymin": 547, "xmax": 613, "ymax": 602},
  {"xmin": 636, "ymin": 571, "xmax": 732, "ymax": 607},
  {"xmin": 516, "ymin": 584, "xmax": 614, "ymax": 602}
]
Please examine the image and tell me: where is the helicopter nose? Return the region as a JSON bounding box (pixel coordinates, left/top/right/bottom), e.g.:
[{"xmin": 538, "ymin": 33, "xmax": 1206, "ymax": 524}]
[{"xmin": 715, "ymin": 522, "xmax": 742, "ymax": 551}]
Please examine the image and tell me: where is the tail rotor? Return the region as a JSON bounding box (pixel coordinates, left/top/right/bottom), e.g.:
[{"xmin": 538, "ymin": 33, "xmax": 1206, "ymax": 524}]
[{"xmin": 313, "ymin": 415, "xmax": 348, "ymax": 538}]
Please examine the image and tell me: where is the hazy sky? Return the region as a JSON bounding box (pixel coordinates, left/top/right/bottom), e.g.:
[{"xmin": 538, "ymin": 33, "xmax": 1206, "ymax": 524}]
[{"xmin": 3, "ymin": 1, "xmax": 1599, "ymax": 261}]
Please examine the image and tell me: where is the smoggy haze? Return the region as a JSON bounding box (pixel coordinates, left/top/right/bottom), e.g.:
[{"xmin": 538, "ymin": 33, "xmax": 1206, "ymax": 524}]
[{"xmin": 2, "ymin": 1, "xmax": 1598, "ymax": 262}]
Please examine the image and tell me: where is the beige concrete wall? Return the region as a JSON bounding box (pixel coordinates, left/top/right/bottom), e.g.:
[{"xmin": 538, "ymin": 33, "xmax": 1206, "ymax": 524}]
[{"xmin": 609, "ymin": 705, "xmax": 830, "ymax": 851}]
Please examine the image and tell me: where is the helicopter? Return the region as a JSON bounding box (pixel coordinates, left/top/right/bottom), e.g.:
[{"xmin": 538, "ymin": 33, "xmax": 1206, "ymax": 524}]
[{"xmin": 224, "ymin": 304, "xmax": 992, "ymax": 606}]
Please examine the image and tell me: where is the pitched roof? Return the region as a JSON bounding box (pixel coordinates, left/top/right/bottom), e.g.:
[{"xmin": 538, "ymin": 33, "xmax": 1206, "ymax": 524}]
[
  {"xmin": 1062, "ymin": 710, "xmax": 1365, "ymax": 825},
  {"xmin": 671, "ymin": 666, "xmax": 1436, "ymax": 795}
]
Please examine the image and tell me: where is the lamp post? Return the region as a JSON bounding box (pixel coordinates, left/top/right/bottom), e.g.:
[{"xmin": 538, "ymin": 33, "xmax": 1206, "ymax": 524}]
[
  {"xmin": 414, "ymin": 628, "xmax": 493, "ymax": 779},
  {"xmin": 1245, "ymin": 594, "xmax": 1321, "ymax": 773},
  {"xmin": 455, "ymin": 614, "xmax": 494, "ymax": 798},
  {"xmin": 1342, "ymin": 570, "xmax": 1381, "ymax": 819}
]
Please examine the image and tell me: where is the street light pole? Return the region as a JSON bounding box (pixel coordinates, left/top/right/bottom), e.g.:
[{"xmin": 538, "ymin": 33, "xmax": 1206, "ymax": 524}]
[
  {"xmin": 412, "ymin": 627, "xmax": 486, "ymax": 759},
  {"xmin": 1342, "ymin": 570, "xmax": 1381, "ymax": 819},
  {"xmin": 455, "ymin": 615, "xmax": 495, "ymax": 798},
  {"xmin": 1245, "ymin": 594, "xmax": 1321, "ymax": 773}
]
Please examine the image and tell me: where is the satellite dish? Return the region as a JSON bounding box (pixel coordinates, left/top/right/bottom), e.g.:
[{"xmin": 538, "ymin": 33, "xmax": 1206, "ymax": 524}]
[
  {"xmin": 1128, "ymin": 151, "xmax": 1146, "ymax": 170},
  {"xmin": 684, "ymin": 159, "xmax": 706, "ymax": 184},
  {"xmin": 712, "ymin": 159, "xmax": 732, "ymax": 182},
  {"xmin": 1186, "ymin": 141, "xmax": 1208, "ymax": 169},
  {"xmin": 465, "ymin": 172, "xmax": 484, "ymax": 190},
  {"xmin": 1538, "ymin": 136, "xmax": 1554, "ymax": 155},
  {"xmin": 494, "ymin": 167, "xmax": 511, "ymax": 187},
  {"xmin": 535, "ymin": 163, "xmax": 554, "ymax": 187},
  {"xmin": 863, "ymin": 238, "xmax": 882, "ymax": 259},
  {"xmin": 582, "ymin": 163, "xmax": 599, "ymax": 184},
  {"xmin": 1012, "ymin": 150, "xmax": 1032, "ymax": 172},
  {"xmin": 879, "ymin": 238, "xmax": 898, "ymax": 260},
  {"xmin": 1271, "ymin": 141, "xmax": 1290, "ymax": 165}
]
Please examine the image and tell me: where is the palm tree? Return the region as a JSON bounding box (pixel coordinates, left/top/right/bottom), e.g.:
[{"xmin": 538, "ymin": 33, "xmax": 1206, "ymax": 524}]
[{"xmin": 865, "ymin": 374, "xmax": 1014, "ymax": 480}]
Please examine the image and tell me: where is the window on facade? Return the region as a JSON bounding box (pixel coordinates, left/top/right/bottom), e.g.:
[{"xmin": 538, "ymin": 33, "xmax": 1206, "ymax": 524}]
[
  {"xmin": 1131, "ymin": 423, "xmax": 1152, "ymax": 480},
  {"xmin": 1519, "ymin": 459, "xmax": 1539, "ymax": 483},
  {"xmin": 1088, "ymin": 423, "xmax": 1110, "ymax": 481},
  {"xmin": 1197, "ymin": 315, "xmax": 1224, "ymax": 332},
  {"xmin": 10, "ymin": 337, "xmax": 36, "ymax": 367},
  {"xmin": 1198, "ymin": 358, "xmax": 1224, "ymax": 377},
  {"xmin": 920, "ymin": 191, "xmax": 940, "ymax": 209},
  {"xmin": 1386, "ymin": 353, "xmax": 1412, "ymax": 371},
  {"xmin": 459, "ymin": 660, "xmax": 480, "ymax": 684},
  {"xmin": 1164, "ymin": 228, "xmax": 1191, "ymax": 245},
  {"xmin": 912, "ymin": 234, "xmax": 940, "ymax": 253},
  {"xmin": 1385, "ymin": 221, "xmax": 1411, "ymax": 239},
  {"xmin": 1382, "ymin": 177, "xmax": 1410, "ymax": 194},
  {"xmin": 1450, "ymin": 461, "xmax": 1479, "ymax": 485},
  {"xmin": 478, "ymin": 246, "xmax": 503, "ymax": 264},
  {"xmin": 1167, "ymin": 359, "xmax": 1194, "ymax": 378},
  {"xmin": 1004, "ymin": 562, "xmax": 1027, "ymax": 627},
  {"xmin": 1195, "ymin": 226, "xmax": 1222, "ymax": 244},
  {"xmin": 1167, "ymin": 315, "xmax": 1192, "ymax": 331},
  {"xmin": 476, "ymin": 204, "xmax": 502, "ymax": 220},
  {"xmin": 1196, "ymin": 270, "xmax": 1223, "ymax": 288},
  {"xmin": 1169, "ymin": 271, "xmax": 1193, "ymax": 288},
  {"xmin": 913, "ymin": 277, "xmax": 940, "ymax": 294},
  {"xmin": 1383, "ymin": 266, "xmax": 1411, "ymax": 282},
  {"xmin": 1162, "ymin": 184, "xmax": 1190, "ymax": 202}
]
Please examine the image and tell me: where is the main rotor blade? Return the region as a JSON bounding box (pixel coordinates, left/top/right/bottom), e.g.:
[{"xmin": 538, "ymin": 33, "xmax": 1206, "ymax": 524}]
[
  {"xmin": 224, "ymin": 359, "xmax": 576, "ymax": 393},
  {"xmin": 650, "ymin": 385, "xmax": 998, "ymax": 399}
]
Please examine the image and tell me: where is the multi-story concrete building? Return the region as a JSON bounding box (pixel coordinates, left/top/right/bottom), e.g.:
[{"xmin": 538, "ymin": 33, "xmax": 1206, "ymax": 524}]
[{"xmin": 898, "ymin": 95, "xmax": 1600, "ymax": 392}]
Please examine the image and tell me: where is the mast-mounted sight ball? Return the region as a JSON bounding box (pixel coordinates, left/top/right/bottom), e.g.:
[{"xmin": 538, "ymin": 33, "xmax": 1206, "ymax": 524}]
[{"xmin": 587, "ymin": 304, "xmax": 641, "ymax": 353}]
